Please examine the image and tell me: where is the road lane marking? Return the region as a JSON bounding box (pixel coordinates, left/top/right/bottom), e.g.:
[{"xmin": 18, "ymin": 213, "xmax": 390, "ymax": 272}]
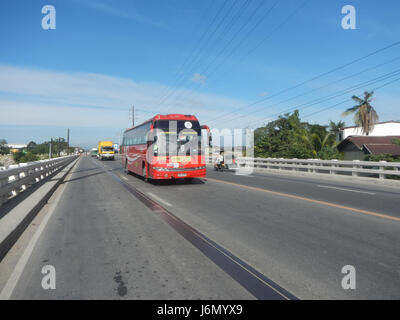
[
  {"xmin": 317, "ymin": 185, "xmax": 376, "ymax": 195},
  {"xmin": 121, "ymin": 176, "xmax": 129, "ymax": 181},
  {"xmin": 146, "ymin": 192, "xmax": 172, "ymax": 207},
  {"xmin": 206, "ymin": 178, "xmax": 400, "ymax": 222},
  {"xmin": 102, "ymin": 168, "xmax": 297, "ymax": 300},
  {"xmin": 0, "ymin": 159, "xmax": 80, "ymax": 300}
]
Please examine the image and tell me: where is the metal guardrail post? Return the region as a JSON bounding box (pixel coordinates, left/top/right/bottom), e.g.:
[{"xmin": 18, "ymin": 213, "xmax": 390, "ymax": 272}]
[
  {"xmin": 379, "ymin": 161, "xmax": 387, "ymax": 179},
  {"xmin": 330, "ymin": 159, "xmax": 338, "ymax": 175},
  {"xmin": 292, "ymin": 158, "xmax": 297, "ymax": 171},
  {"xmin": 352, "ymin": 160, "xmax": 359, "ymax": 177}
]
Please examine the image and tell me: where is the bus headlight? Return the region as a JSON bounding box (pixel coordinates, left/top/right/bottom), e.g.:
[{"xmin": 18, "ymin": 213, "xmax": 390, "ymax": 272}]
[{"xmin": 153, "ymin": 167, "xmax": 168, "ymax": 171}]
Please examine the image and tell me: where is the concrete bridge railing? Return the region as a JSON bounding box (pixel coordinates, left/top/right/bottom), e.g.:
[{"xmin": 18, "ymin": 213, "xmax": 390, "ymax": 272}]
[
  {"xmin": 207, "ymin": 155, "xmax": 400, "ymax": 180},
  {"xmin": 0, "ymin": 155, "xmax": 78, "ymax": 206}
]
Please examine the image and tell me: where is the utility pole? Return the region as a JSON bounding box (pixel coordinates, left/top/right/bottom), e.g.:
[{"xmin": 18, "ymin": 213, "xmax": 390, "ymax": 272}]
[
  {"xmin": 58, "ymin": 137, "xmax": 61, "ymax": 156},
  {"xmin": 49, "ymin": 138, "xmax": 52, "ymax": 159},
  {"xmin": 67, "ymin": 128, "xmax": 70, "ymax": 154}
]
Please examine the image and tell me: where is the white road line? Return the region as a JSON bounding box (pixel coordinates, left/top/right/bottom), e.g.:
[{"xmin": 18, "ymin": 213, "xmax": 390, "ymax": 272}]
[
  {"xmin": 0, "ymin": 167, "xmax": 74, "ymax": 300},
  {"xmin": 146, "ymin": 192, "xmax": 172, "ymax": 207},
  {"xmin": 317, "ymin": 185, "xmax": 376, "ymax": 195},
  {"xmin": 121, "ymin": 176, "xmax": 129, "ymax": 181}
]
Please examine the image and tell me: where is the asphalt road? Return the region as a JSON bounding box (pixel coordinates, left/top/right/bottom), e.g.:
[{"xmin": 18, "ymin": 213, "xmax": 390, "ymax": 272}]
[{"xmin": 5, "ymin": 156, "xmax": 400, "ymax": 299}]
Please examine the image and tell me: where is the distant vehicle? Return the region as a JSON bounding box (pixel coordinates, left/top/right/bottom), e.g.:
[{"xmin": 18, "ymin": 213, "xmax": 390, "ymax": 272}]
[
  {"xmin": 90, "ymin": 148, "xmax": 98, "ymax": 157},
  {"xmin": 121, "ymin": 114, "xmax": 211, "ymax": 181},
  {"xmin": 214, "ymin": 157, "xmax": 239, "ymax": 172},
  {"xmin": 97, "ymin": 141, "xmax": 115, "ymax": 160},
  {"xmin": 113, "ymin": 143, "xmax": 119, "ymax": 154}
]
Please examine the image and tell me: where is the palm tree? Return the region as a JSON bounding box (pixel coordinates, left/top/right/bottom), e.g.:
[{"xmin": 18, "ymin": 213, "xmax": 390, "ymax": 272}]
[
  {"xmin": 342, "ymin": 91, "xmax": 378, "ymax": 135},
  {"xmin": 328, "ymin": 120, "xmax": 345, "ymax": 135},
  {"xmin": 303, "ymin": 132, "xmax": 334, "ymax": 158}
]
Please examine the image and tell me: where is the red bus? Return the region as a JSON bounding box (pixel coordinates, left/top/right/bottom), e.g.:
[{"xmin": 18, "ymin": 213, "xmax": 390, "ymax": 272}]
[{"xmin": 121, "ymin": 114, "xmax": 211, "ymax": 181}]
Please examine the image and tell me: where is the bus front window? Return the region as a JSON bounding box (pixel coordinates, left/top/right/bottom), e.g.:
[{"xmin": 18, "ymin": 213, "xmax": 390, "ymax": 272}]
[{"xmin": 152, "ymin": 120, "xmax": 202, "ymax": 157}]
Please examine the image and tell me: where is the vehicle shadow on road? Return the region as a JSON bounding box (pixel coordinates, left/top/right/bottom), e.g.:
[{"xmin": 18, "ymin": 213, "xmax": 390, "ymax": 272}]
[{"xmin": 126, "ymin": 171, "xmax": 205, "ymax": 186}]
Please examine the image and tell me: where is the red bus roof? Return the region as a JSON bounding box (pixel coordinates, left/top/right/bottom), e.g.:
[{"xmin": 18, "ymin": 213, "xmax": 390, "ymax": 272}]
[{"xmin": 124, "ymin": 114, "xmax": 199, "ymax": 132}]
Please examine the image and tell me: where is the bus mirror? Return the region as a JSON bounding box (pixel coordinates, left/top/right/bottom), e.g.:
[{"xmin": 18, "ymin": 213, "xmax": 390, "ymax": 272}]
[
  {"xmin": 201, "ymin": 125, "xmax": 212, "ymax": 147},
  {"xmin": 148, "ymin": 135, "xmax": 157, "ymax": 142}
]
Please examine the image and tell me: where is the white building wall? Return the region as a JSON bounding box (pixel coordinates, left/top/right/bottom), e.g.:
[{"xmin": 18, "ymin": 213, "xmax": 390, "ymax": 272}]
[{"xmin": 341, "ymin": 122, "xmax": 400, "ymax": 139}]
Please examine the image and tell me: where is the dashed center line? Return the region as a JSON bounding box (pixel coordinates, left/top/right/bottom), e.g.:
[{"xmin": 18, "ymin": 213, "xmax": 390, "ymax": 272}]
[
  {"xmin": 207, "ymin": 177, "xmax": 400, "ymax": 222},
  {"xmin": 317, "ymin": 185, "xmax": 376, "ymax": 195}
]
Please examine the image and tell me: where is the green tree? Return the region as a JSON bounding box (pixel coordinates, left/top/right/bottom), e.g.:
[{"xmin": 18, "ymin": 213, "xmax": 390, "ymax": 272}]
[
  {"xmin": 303, "ymin": 124, "xmax": 340, "ymax": 159},
  {"xmin": 254, "ymin": 112, "xmax": 342, "ymax": 160},
  {"xmin": 0, "ymin": 139, "xmax": 10, "ymax": 155},
  {"xmin": 303, "ymin": 132, "xmax": 333, "ymax": 158},
  {"xmin": 392, "ymin": 138, "xmax": 400, "ymax": 146},
  {"xmin": 342, "ymin": 91, "xmax": 378, "ymax": 135},
  {"xmin": 365, "ymin": 153, "xmax": 400, "ymax": 163},
  {"xmin": 13, "ymin": 151, "xmax": 39, "ymax": 163},
  {"xmin": 254, "ymin": 110, "xmax": 312, "ymax": 159},
  {"xmin": 27, "ymin": 141, "xmax": 37, "ymax": 150},
  {"xmin": 328, "ymin": 120, "xmax": 345, "ymax": 135}
]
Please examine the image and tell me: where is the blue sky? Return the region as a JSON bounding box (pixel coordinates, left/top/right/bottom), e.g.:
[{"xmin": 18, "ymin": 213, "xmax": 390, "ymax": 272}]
[{"xmin": 0, "ymin": 0, "xmax": 399, "ymax": 148}]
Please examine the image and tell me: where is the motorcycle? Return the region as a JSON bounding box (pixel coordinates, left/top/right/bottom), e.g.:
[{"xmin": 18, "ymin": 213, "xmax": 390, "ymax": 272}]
[
  {"xmin": 214, "ymin": 159, "xmax": 239, "ymax": 172},
  {"xmin": 214, "ymin": 162, "xmax": 225, "ymax": 171}
]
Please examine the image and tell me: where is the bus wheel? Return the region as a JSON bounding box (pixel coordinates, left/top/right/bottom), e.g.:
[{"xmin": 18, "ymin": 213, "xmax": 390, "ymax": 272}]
[
  {"xmin": 142, "ymin": 165, "xmax": 148, "ymax": 182},
  {"xmin": 124, "ymin": 159, "xmax": 129, "ymax": 174}
]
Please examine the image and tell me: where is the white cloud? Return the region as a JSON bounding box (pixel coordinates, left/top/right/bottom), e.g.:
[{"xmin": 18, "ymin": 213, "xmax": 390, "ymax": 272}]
[
  {"xmin": 191, "ymin": 73, "xmax": 207, "ymax": 85},
  {"xmin": 0, "ymin": 65, "xmax": 262, "ymax": 131}
]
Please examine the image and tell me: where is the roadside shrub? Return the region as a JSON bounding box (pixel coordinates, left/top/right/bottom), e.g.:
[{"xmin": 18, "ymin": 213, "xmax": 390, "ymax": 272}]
[
  {"xmin": 365, "ymin": 154, "xmax": 400, "ymax": 180},
  {"xmin": 13, "ymin": 151, "xmax": 39, "ymax": 163},
  {"xmin": 365, "ymin": 154, "xmax": 400, "ymax": 162}
]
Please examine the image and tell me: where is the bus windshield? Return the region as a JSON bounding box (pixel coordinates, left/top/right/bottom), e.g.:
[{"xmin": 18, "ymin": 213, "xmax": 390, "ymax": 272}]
[
  {"xmin": 152, "ymin": 120, "xmax": 202, "ymax": 156},
  {"xmin": 153, "ymin": 120, "xmax": 201, "ymax": 135}
]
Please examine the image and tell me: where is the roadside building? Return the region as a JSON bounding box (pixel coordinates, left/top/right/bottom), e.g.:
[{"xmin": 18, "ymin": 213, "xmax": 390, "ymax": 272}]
[
  {"xmin": 6, "ymin": 144, "xmax": 27, "ymax": 153},
  {"xmin": 338, "ymin": 121, "xmax": 400, "ymax": 140},
  {"xmin": 337, "ymin": 136, "xmax": 400, "ymax": 160}
]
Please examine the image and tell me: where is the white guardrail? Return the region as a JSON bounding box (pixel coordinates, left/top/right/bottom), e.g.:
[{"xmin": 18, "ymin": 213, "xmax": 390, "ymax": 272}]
[
  {"xmin": 207, "ymin": 155, "xmax": 400, "ymax": 180},
  {"xmin": 0, "ymin": 155, "xmax": 78, "ymax": 206}
]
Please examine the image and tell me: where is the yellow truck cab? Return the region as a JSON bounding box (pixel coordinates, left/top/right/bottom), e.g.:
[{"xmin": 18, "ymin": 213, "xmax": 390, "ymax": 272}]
[{"xmin": 97, "ymin": 141, "xmax": 115, "ymax": 160}]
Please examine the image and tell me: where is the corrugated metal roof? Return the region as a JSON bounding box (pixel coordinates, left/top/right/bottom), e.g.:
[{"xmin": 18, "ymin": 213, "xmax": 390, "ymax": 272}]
[
  {"xmin": 338, "ymin": 136, "xmax": 400, "ymax": 149},
  {"xmin": 337, "ymin": 136, "xmax": 400, "ymax": 155},
  {"xmin": 363, "ymin": 144, "xmax": 400, "ymax": 156}
]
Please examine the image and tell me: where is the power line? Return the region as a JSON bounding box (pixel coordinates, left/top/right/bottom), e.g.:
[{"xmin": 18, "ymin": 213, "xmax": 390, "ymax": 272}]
[
  {"xmin": 205, "ymin": 40, "xmax": 400, "ymax": 124},
  {"xmin": 153, "ymin": 1, "xmax": 225, "ymax": 105},
  {"xmin": 159, "ymin": 0, "xmax": 252, "ymax": 105},
  {"xmin": 199, "ymin": 0, "xmax": 268, "ymax": 77},
  {"xmin": 244, "ymin": 68, "xmax": 400, "ymax": 128},
  {"xmin": 157, "ymin": 0, "xmax": 240, "ymax": 106},
  {"xmin": 207, "ymin": 0, "xmax": 304, "ymax": 81},
  {"xmin": 168, "ymin": 0, "xmax": 280, "ymax": 105},
  {"xmin": 302, "ymin": 76, "xmax": 400, "ymax": 119},
  {"xmin": 168, "ymin": 0, "xmax": 305, "ymax": 109},
  {"xmin": 220, "ymin": 56, "xmax": 400, "ymax": 125}
]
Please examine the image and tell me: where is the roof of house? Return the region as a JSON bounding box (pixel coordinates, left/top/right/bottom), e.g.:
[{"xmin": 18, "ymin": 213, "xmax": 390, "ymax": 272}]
[
  {"xmin": 6, "ymin": 144, "xmax": 27, "ymax": 149},
  {"xmin": 337, "ymin": 136, "xmax": 400, "ymax": 155},
  {"xmin": 363, "ymin": 144, "xmax": 400, "ymax": 156},
  {"xmin": 340, "ymin": 121, "xmax": 400, "ymax": 130}
]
